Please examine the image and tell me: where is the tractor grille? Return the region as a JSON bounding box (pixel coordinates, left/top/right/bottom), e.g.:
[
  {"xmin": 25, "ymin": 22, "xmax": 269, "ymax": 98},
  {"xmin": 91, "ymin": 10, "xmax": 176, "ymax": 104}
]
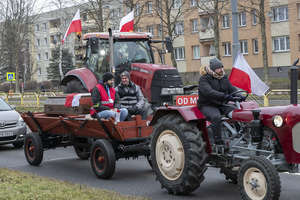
[{"xmin": 292, "ymin": 122, "xmax": 300, "ymax": 153}]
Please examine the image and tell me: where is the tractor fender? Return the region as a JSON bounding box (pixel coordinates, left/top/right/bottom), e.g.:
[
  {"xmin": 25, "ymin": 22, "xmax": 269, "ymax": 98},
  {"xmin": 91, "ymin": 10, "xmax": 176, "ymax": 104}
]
[
  {"xmin": 61, "ymin": 68, "xmax": 98, "ymax": 92},
  {"xmin": 150, "ymin": 105, "xmax": 206, "ymax": 126}
]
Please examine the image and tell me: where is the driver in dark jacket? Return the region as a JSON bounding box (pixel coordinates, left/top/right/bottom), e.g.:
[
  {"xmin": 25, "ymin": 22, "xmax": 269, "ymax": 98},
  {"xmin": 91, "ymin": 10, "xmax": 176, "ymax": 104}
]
[{"xmin": 197, "ymin": 58, "xmax": 244, "ymax": 145}]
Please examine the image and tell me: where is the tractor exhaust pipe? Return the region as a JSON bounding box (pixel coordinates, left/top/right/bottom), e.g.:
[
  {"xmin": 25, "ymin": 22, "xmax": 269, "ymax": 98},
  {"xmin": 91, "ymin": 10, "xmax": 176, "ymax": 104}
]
[
  {"xmin": 108, "ymin": 28, "xmax": 114, "ymax": 73},
  {"xmin": 290, "ymin": 58, "xmax": 299, "ymax": 105}
]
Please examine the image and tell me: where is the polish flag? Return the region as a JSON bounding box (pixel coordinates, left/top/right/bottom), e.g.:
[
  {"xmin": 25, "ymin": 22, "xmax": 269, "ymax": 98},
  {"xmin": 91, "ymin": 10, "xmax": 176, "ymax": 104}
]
[
  {"xmin": 229, "ymin": 53, "xmax": 269, "ymax": 96},
  {"xmin": 65, "ymin": 93, "xmax": 90, "ymax": 107},
  {"xmin": 119, "ymin": 11, "xmax": 134, "ymax": 32},
  {"xmin": 62, "ymin": 9, "xmax": 82, "ymax": 44}
]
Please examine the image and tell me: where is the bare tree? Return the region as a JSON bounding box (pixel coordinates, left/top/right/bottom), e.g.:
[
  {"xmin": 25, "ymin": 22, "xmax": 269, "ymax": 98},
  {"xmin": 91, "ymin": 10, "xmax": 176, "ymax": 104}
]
[
  {"xmin": 197, "ymin": 0, "xmax": 230, "ymax": 59},
  {"xmin": 0, "ymin": 0, "xmax": 38, "ymax": 92},
  {"xmin": 152, "ymin": 0, "xmax": 192, "ymax": 68}
]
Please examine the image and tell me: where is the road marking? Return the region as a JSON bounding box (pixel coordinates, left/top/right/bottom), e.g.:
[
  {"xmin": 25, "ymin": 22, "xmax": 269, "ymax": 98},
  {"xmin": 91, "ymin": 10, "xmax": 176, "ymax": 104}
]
[
  {"xmin": 46, "ymin": 156, "xmax": 77, "ymax": 162},
  {"xmin": 284, "ymin": 172, "xmax": 300, "ymax": 176}
]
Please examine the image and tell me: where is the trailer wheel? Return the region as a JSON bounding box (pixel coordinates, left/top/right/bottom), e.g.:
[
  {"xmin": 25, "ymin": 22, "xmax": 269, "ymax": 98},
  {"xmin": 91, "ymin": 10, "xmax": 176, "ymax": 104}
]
[
  {"xmin": 151, "ymin": 114, "xmax": 208, "ymax": 195},
  {"xmin": 90, "ymin": 139, "xmax": 116, "ymax": 179},
  {"xmin": 238, "ymin": 156, "xmax": 281, "ymax": 200},
  {"xmin": 64, "ymin": 79, "xmax": 88, "ymax": 93},
  {"xmin": 24, "ymin": 133, "xmax": 43, "ymax": 166},
  {"xmin": 73, "ymin": 145, "xmax": 90, "ymax": 160}
]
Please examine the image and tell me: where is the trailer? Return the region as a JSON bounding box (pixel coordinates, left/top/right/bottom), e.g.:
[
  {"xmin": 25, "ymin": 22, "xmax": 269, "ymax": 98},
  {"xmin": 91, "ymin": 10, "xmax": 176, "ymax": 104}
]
[{"xmin": 21, "ymin": 106, "xmax": 152, "ymax": 179}]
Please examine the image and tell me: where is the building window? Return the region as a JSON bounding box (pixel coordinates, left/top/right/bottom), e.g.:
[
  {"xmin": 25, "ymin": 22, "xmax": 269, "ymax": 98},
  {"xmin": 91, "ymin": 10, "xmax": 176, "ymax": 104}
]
[
  {"xmin": 173, "ymin": 0, "xmax": 182, "ymax": 9},
  {"xmin": 36, "ymin": 24, "xmax": 39, "ymax": 31},
  {"xmin": 174, "ymin": 47, "xmax": 185, "ymax": 60},
  {"xmin": 135, "ymin": 3, "xmax": 141, "ymax": 16},
  {"xmin": 252, "ymin": 10, "xmax": 257, "ymax": 25},
  {"xmin": 37, "ymin": 53, "xmax": 41, "ymax": 61},
  {"xmin": 272, "ymin": 36, "xmax": 290, "ymax": 52},
  {"xmin": 44, "ymin": 37, "xmax": 48, "ymax": 45},
  {"xmin": 190, "ymin": 0, "xmax": 197, "ymax": 7},
  {"xmin": 191, "ymin": 19, "xmax": 198, "ymax": 32},
  {"xmin": 147, "ymin": 25, "xmax": 154, "ymax": 35},
  {"xmin": 137, "ymin": 27, "xmax": 143, "ymax": 32},
  {"xmin": 222, "ymin": 14, "xmax": 230, "ymax": 28},
  {"xmin": 157, "ymin": 24, "xmax": 162, "ymax": 37},
  {"xmin": 37, "ymin": 39, "xmax": 40, "ymax": 46},
  {"xmin": 240, "ymin": 40, "xmax": 248, "ymax": 54},
  {"xmin": 192, "ymin": 45, "xmax": 200, "ymax": 59},
  {"xmin": 200, "ymin": 16, "xmax": 214, "ymax": 31},
  {"xmin": 223, "ymin": 42, "xmax": 231, "ymax": 56},
  {"xmin": 297, "ymin": 4, "xmax": 300, "ymax": 19},
  {"xmin": 45, "ymin": 52, "xmax": 49, "ymax": 60},
  {"xmin": 239, "ymin": 12, "xmax": 246, "ymax": 26},
  {"xmin": 174, "ymin": 21, "xmax": 184, "ymax": 35},
  {"xmin": 43, "ymin": 23, "xmax": 47, "ymax": 30},
  {"xmin": 252, "ymin": 39, "xmax": 258, "ymax": 54},
  {"xmin": 272, "ymin": 6, "xmax": 288, "ymax": 22},
  {"xmin": 146, "ymin": 1, "xmax": 153, "ymax": 14},
  {"xmin": 82, "ymin": 13, "xmax": 87, "ymax": 21}
]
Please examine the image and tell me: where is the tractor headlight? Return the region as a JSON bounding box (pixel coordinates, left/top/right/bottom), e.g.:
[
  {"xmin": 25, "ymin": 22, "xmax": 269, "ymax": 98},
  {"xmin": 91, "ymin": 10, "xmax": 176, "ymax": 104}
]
[
  {"xmin": 273, "ymin": 115, "xmax": 283, "ymax": 127},
  {"xmin": 161, "ymin": 88, "xmax": 184, "ymax": 95}
]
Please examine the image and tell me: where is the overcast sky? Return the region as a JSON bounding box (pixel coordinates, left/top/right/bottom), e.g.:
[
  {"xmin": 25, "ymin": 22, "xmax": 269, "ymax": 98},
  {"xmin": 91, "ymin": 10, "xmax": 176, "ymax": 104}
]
[{"xmin": 35, "ymin": 0, "xmax": 86, "ymax": 13}]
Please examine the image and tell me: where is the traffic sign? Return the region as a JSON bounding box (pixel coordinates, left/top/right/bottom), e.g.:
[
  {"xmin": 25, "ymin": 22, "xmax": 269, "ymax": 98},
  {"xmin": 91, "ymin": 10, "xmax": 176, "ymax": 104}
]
[{"xmin": 6, "ymin": 72, "xmax": 15, "ymax": 81}]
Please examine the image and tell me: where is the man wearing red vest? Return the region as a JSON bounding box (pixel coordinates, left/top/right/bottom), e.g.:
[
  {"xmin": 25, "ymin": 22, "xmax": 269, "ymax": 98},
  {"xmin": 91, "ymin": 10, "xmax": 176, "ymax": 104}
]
[{"xmin": 90, "ymin": 72, "xmax": 128, "ymax": 121}]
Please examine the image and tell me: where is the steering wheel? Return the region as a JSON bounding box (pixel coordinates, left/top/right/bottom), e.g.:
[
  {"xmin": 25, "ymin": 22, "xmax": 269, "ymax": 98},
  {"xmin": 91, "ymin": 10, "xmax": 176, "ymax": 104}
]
[{"xmin": 228, "ymin": 90, "xmax": 249, "ymax": 100}]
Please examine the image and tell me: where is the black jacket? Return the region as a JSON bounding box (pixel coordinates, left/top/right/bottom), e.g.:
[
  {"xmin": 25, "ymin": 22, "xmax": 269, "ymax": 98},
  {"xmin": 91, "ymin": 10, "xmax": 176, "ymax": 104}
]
[{"xmin": 197, "ymin": 73, "xmax": 237, "ymax": 107}]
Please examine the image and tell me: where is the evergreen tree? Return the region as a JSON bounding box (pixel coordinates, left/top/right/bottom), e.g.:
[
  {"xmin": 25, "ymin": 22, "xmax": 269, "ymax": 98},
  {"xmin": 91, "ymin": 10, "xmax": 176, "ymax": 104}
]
[{"xmin": 47, "ymin": 47, "xmax": 75, "ymax": 81}]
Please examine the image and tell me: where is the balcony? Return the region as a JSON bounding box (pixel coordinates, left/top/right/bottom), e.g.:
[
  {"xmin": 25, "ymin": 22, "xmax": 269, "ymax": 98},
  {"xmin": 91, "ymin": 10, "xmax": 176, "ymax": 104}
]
[{"xmin": 199, "ymin": 28, "xmax": 214, "ymax": 41}]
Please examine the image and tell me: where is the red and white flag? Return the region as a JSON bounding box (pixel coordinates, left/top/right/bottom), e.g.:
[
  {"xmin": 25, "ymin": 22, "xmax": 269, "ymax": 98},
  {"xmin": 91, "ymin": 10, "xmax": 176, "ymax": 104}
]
[
  {"xmin": 119, "ymin": 10, "xmax": 134, "ymax": 32},
  {"xmin": 65, "ymin": 93, "xmax": 89, "ymax": 107},
  {"xmin": 62, "ymin": 9, "xmax": 82, "ymax": 44},
  {"xmin": 229, "ymin": 53, "xmax": 269, "ymax": 96}
]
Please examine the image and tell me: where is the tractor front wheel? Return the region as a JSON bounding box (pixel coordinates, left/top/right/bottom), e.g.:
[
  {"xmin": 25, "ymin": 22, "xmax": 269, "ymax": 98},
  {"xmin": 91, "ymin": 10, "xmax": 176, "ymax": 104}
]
[
  {"xmin": 238, "ymin": 156, "xmax": 281, "ymax": 200},
  {"xmin": 151, "ymin": 114, "xmax": 208, "ymax": 195},
  {"xmin": 90, "ymin": 139, "xmax": 116, "ymax": 179}
]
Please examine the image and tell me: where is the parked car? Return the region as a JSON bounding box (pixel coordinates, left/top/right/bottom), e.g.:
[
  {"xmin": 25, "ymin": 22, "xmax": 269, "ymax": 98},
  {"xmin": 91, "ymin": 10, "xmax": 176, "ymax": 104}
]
[{"xmin": 0, "ymin": 98, "xmax": 26, "ymax": 148}]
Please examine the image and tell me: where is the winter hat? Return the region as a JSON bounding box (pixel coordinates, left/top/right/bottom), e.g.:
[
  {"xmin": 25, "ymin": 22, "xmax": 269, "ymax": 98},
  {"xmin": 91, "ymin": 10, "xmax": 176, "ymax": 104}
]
[
  {"xmin": 120, "ymin": 71, "xmax": 130, "ymax": 79},
  {"xmin": 102, "ymin": 72, "xmax": 114, "ymax": 82},
  {"xmin": 209, "ymin": 58, "xmax": 223, "ymax": 71}
]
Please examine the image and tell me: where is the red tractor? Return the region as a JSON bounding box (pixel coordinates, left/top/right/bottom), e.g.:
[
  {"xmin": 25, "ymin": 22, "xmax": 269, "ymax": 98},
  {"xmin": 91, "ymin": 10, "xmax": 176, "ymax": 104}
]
[
  {"xmin": 149, "ymin": 63, "xmax": 300, "ymax": 199},
  {"xmin": 61, "ymin": 31, "xmax": 190, "ymax": 109}
]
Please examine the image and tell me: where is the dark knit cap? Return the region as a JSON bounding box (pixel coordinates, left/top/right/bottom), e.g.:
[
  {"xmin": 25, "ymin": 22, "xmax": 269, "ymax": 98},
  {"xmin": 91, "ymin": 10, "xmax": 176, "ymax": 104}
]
[
  {"xmin": 209, "ymin": 58, "xmax": 223, "ymax": 71},
  {"xmin": 120, "ymin": 71, "xmax": 130, "ymax": 79},
  {"xmin": 102, "ymin": 72, "xmax": 114, "ymax": 82}
]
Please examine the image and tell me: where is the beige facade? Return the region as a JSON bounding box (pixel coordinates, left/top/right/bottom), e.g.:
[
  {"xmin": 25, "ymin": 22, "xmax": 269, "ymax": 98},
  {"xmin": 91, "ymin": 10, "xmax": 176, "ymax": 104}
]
[{"xmin": 136, "ymin": 0, "xmax": 300, "ymax": 73}]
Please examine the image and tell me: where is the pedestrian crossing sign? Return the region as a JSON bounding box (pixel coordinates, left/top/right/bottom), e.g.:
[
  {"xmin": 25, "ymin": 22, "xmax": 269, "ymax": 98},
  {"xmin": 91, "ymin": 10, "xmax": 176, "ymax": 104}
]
[{"xmin": 6, "ymin": 72, "xmax": 15, "ymax": 81}]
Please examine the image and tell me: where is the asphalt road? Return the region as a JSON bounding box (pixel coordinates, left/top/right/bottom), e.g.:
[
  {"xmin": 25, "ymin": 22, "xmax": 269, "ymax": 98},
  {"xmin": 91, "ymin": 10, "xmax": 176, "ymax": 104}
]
[{"xmin": 1, "ymin": 145, "xmax": 300, "ymax": 200}]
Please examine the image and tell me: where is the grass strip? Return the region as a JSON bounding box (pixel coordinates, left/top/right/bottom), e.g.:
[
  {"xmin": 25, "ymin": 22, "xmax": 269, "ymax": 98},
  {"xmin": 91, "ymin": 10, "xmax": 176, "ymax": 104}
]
[{"xmin": 0, "ymin": 168, "xmax": 148, "ymax": 200}]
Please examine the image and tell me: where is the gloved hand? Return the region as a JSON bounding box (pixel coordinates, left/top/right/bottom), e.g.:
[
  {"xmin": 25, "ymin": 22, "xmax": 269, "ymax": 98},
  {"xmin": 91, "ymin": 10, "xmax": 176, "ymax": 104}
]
[
  {"xmin": 128, "ymin": 106, "xmax": 139, "ymax": 115},
  {"xmin": 234, "ymin": 94, "xmax": 247, "ymax": 102},
  {"xmin": 225, "ymin": 95, "xmax": 242, "ymax": 102}
]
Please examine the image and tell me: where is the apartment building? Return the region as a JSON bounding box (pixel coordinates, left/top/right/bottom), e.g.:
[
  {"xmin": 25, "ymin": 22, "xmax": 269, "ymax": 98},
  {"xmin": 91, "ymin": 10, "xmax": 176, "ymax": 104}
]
[
  {"xmin": 136, "ymin": 0, "xmax": 300, "ymax": 74},
  {"xmin": 32, "ymin": 1, "xmax": 122, "ymax": 82}
]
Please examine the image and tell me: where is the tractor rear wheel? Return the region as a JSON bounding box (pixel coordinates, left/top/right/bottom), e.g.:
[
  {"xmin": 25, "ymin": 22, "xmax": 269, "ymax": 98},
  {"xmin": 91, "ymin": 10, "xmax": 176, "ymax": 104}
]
[
  {"xmin": 64, "ymin": 79, "xmax": 88, "ymax": 93},
  {"xmin": 90, "ymin": 139, "xmax": 116, "ymax": 179},
  {"xmin": 151, "ymin": 114, "xmax": 208, "ymax": 195},
  {"xmin": 24, "ymin": 133, "xmax": 43, "ymax": 166},
  {"xmin": 238, "ymin": 156, "xmax": 281, "ymax": 200}
]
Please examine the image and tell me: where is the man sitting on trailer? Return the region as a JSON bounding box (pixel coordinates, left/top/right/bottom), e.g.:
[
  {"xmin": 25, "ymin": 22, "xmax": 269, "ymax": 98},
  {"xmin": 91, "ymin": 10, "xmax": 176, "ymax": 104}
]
[
  {"xmin": 90, "ymin": 72, "xmax": 128, "ymax": 121},
  {"xmin": 115, "ymin": 71, "xmax": 147, "ymax": 120}
]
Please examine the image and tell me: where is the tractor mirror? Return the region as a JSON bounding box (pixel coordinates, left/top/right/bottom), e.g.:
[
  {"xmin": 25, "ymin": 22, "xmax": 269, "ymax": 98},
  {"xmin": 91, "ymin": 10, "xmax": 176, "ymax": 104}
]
[{"xmin": 165, "ymin": 37, "xmax": 173, "ymax": 53}]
